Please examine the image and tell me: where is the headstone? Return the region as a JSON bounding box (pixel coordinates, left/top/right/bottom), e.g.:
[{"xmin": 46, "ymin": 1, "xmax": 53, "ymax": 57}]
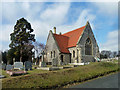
[
  {"xmin": 0, "ymin": 65, "xmax": 1, "ymax": 70},
  {"xmin": 39, "ymin": 61, "xmax": 46, "ymax": 67},
  {"xmin": 0, "ymin": 75, "xmax": 5, "ymax": 79},
  {"xmin": 6, "ymin": 65, "xmax": 13, "ymax": 71},
  {"xmin": 2, "ymin": 64, "xmax": 6, "ymax": 70},
  {"xmin": 52, "ymin": 58, "xmax": 58, "ymax": 66},
  {"xmin": 14, "ymin": 62, "xmax": 24, "ymax": 70},
  {"xmin": 75, "ymin": 60, "xmax": 77, "ymax": 63},
  {"xmin": 24, "ymin": 61, "xmax": 32, "ymax": 71}
]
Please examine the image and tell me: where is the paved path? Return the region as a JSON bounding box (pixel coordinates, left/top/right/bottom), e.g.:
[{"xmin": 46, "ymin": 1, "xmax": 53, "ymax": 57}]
[{"xmin": 69, "ymin": 72, "xmax": 119, "ymax": 88}]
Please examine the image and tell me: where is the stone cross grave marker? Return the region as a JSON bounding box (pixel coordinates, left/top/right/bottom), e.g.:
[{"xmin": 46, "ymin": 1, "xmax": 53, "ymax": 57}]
[
  {"xmin": 6, "ymin": 65, "xmax": 13, "ymax": 71},
  {"xmin": 41, "ymin": 51, "xmax": 45, "ymax": 62},
  {"xmin": 39, "ymin": 51, "xmax": 46, "ymax": 67},
  {"xmin": 24, "ymin": 61, "xmax": 32, "ymax": 71},
  {"xmin": 14, "ymin": 62, "xmax": 23, "ymax": 70}
]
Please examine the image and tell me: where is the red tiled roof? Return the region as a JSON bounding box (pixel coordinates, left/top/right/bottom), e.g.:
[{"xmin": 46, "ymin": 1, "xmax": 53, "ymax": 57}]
[
  {"xmin": 53, "ymin": 34, "xmax": 69, "ymax": 53},
  {"xmin": 63, "ymin": 26, "xmax": 86, "ymax": 47},
  {"xmin": 53, "ymin": 26, "xmax": 85, "ymax": 53}
]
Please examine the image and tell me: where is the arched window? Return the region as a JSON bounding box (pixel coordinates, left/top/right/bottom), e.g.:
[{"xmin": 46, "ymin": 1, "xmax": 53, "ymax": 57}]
[
  {"xmin": 51, "ymin": 51, "xmax": 52, "ymax": 58},
  {"xmin": 85, "ymin": 38, "xmax": 92, "ymax": 55},
  {"xmin": 54, "ymin": 51, "xmax": 55, "ymax": 57},
  {"xmin": 73, "ymin": 50, "xmax": 75, "ymax": 58},
  {"xmin": 61, "ymin": 55, "xmax": 63, "ymax": 62}
]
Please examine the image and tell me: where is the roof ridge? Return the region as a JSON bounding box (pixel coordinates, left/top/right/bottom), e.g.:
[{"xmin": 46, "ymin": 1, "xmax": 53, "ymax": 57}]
[
  {"xmin": 52, "ymin": 25, "xmax": 86, "ymax": 53},
  {"xmin": 53, "ymin": 34, "xmax": 69, "ymax": 38},
  {"xmin": 62, "ymin": 25, "xmax": 85, "ymax": 35}
]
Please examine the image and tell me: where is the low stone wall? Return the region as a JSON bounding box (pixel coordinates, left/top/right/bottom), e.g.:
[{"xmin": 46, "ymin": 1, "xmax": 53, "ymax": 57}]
[{"xmin": 82, "ymin": 55, "xmax": 95, "ymax": 63}]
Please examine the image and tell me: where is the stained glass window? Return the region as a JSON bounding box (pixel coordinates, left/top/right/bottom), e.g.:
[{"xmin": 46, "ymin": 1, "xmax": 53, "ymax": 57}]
[{"xmin": 85, "ymin": 38, "xmax": 92, "ymax": 55}]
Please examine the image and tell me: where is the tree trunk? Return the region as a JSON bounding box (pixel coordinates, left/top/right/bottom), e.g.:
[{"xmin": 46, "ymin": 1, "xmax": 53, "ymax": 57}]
[{"xmin": 20, "ymin": 47, "xmax": 22, "ymax": 62}]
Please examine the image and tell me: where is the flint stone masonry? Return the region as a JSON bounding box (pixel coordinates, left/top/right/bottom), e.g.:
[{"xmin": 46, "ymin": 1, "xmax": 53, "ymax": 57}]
[
  {"xmin": 78, "ymin": 23, "xmax": 99, "ymax": 62},
  {"xmin": 45, "ymin": 31, "xmax": 60, "ymax": 65},
  {"xmin": 45, "ymin": 22, "xmax": 100, "ymax": 65}
]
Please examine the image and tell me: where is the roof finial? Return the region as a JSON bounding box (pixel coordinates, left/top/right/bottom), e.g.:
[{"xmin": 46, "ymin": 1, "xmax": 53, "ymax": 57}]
[
  {"xmin": 86, "ymin": 21, "xmax": 90, "ymax": 26},
  {"xmin": 50, "ymin": 30, "xmax": 53, "ymax": 33},
  {"xmin": 87, "ymin": 21, "xmax": 89, "ymax": 24}
]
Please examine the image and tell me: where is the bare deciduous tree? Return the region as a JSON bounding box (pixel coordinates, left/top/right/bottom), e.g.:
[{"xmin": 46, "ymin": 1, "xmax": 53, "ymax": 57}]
[{"xmin": 34, "ymin": 41, "xmax": 45, "ymax": 65}]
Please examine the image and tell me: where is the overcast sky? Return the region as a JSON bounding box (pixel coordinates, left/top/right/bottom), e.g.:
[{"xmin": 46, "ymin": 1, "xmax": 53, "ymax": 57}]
[{"xmin": 0, "ymin": 0, "xmax": 118, "ymax": 52}]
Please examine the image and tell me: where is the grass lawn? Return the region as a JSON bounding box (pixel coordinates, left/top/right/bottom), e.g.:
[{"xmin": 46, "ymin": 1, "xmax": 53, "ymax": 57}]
[
  {"xmin": 2, "ymin": 62, "xmax": 119, "ymax": 88},
  {"xmin": 112, "ymin": 59, "xmax": 118, "ymax": 63}
]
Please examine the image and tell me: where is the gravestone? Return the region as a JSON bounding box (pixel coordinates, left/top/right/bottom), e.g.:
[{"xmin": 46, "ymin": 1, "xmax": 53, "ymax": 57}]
[
  {"xmin": 39, "ymin": 51, "xmax": 46, "ymax": 67},
  {"xmin": 0, "ymin": 75, "xmax": 5, "ymax": 79},
  {"xmin": 75, "ymin": 60, "xmax": 77, "ymax": 63},
  {"xmin": 24, "ymin": 61, "xmax": 32, "ymax": 71},
  {"xmin": 52, "ymin": 58, "xmax": 58, "ymax": 66},
  {"xmin": 0, "ymin": 64, "xmax": 1, "ymax": 70},
  {"xmin": 2, "ymin": 64, "xmax": 6, "ymax": 70},
  {"xmin": 6, "ymin": 65, "xmax": 13, "ymax": 71},
  {"xmin": 14, "ymin": 62, "xmax": 24, "ymax": 70},
  {"xmin": 39, "ymin": 61, "xmax": 46, "ymax": 67}
]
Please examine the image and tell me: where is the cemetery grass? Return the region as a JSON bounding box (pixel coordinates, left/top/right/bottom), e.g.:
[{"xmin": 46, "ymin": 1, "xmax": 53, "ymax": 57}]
[
  {"xmin": 113, "ymin": 59, "xmax": 118, "ymax": 63},
  {"xmin": 2, "ymin": 62, "xmax": 118, "ymax": 88}
]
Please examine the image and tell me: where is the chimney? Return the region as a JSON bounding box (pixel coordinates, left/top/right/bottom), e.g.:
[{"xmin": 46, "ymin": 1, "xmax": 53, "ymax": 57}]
[
  {"xmin": 59, "ymin": 32, "xmax": 62, "ymax": 35},
  {"xmin": 54, "ymin": 27, "xmax": 56, "ymax": 34}
]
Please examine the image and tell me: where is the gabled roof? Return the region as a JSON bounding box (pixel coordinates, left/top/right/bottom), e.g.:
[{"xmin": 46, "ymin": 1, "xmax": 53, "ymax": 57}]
[
  {"xmin": 53, "ymin": 34, "xmax": 69, "ymax": 53},
  {"xmin": 63, "ymin": 26, "xmax": 85, "ymax": 48},
  {"xmin": 53, "ymin": 25, "xmax": 86, "ymax": 53}
]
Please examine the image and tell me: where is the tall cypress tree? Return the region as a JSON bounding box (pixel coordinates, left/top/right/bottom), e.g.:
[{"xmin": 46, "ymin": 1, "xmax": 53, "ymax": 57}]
[{"xmin": 9, "ymin": 18, "xmax": 35, "ymax": 62}]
